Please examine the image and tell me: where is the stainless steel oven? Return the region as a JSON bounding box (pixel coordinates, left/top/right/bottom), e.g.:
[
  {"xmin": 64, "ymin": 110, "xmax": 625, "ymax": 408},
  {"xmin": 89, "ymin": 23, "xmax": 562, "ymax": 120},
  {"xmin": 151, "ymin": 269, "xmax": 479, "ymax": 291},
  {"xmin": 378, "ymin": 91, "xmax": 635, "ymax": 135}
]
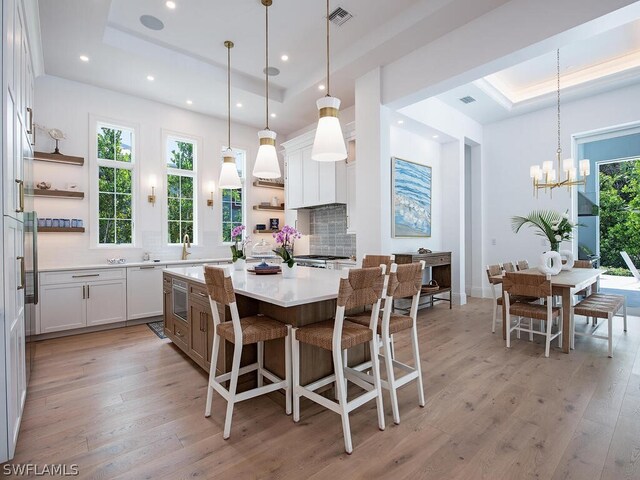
[{"xmin": 172, "ymin": 279, "xmax": 188, "ymax": 322}]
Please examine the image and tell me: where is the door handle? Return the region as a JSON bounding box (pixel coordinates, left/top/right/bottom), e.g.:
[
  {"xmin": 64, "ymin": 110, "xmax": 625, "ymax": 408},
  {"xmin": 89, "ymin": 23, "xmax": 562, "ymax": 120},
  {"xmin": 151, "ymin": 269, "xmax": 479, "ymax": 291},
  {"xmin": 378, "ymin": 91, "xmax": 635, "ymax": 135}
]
[
  {"xmin": 15, "ymin": 179, "xmax": 24, "ymax": 213},
  {"xmin": 17, "ymin": 257, "xmax": 25, "ymax": 290},
  {"xmin": 139, "ymin": 266, "xmax": 156, "ymax": 270},
  {"xmin": 87, "ymin": 285, "xmax": 90, "ymax": 299},
  {"xmin": 26, "ymin": 107, "xmax": 33, "ymax": 135},
  {"xmin": 82, "ymin": 285, "xmax": 86, "ymax": 299}
]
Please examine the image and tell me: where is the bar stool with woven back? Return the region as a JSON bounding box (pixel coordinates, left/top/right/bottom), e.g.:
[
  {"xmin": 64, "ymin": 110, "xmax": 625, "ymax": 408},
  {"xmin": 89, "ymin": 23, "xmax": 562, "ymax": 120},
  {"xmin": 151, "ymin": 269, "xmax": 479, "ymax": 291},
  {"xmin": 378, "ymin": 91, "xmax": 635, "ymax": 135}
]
[
  {"xmin": 348, "ymin": 261, "xmax": 426, "ymax": 425},
  {"xmin": 503, "ymin": 272, "xmax": 563, "ymax": 357},
  {"xmin": 291, "ymin": 266, "xmax": 387, "ymax": 454},
  {"xmin": 203, "ymin": 265, "xmax": 291, "ymax": 439}
]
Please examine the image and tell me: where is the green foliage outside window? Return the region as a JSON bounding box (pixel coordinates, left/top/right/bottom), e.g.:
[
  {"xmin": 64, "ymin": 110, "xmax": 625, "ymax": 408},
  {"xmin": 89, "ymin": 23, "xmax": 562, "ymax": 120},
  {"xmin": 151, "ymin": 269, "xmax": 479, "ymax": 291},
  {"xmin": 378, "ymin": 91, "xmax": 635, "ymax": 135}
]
[
  {"xmin": 599, "ymin": 159, "xmax": 640, "ymax": 271},
  {"xmin": 97, "ymin": 126, "xmax": 133, "ymax": 244},
  {"xmin": 167, "ymin": 140, "xmax": 195, "ymax": 243},
  {"xmin": 222, "ymin": 188, "xmax": 243, "ymax": 243}
]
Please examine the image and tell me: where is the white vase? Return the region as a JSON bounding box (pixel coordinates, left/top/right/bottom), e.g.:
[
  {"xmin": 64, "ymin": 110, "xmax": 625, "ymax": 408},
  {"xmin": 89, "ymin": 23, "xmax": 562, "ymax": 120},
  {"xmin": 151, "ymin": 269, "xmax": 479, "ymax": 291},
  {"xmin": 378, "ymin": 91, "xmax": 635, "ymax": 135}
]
[
  {"xmin": 282, "ymin": 263, "xmax": 297, "ymax": 278},
  {"xmin": 233, "ymin": 258, "xmax": 246, "ymax": 271}
]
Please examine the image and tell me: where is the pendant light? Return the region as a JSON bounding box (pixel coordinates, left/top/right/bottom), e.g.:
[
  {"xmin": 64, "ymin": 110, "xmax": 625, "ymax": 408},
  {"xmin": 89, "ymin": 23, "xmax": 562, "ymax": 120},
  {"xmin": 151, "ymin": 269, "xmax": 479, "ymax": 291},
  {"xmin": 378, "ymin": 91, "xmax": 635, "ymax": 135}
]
[
  {"xmin": 311, "ymin": 0, "xmax": 347, "ymax": 162},
  {"xmin": 252, "ymin": 0, "xmax": 282, "ymax": 179},
  {"xmin": 218, "ymin": 40, "xmax": 242, "ymax": 189},
  {"xmin": 529, "ymin": 49, "xmax": 589, "ymax": 197}
]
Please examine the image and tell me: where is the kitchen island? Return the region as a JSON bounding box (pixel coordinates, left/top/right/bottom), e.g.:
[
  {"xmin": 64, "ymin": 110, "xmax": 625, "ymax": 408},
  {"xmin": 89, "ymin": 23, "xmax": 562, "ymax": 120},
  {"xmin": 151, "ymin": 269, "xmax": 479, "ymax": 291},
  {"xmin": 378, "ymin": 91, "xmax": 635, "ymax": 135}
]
[{"xmin": 163, "ymin": 266, "xmax": 369, "ymax": 388}]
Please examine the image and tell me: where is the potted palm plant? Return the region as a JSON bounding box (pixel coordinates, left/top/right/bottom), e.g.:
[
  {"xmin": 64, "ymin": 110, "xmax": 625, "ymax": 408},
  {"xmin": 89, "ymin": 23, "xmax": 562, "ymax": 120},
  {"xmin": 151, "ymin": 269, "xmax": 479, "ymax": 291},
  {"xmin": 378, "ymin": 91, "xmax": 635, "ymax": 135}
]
[{"xmin": 511, "ymin": 210, "xmax": 577, "ymax": 252}]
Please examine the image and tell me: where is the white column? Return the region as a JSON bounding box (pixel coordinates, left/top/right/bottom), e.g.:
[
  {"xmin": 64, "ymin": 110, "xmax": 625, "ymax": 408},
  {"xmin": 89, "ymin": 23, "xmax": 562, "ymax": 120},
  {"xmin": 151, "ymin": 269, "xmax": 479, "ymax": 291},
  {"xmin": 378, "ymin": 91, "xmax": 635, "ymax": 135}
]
[{"xmin": 354, "ymin": 67, "xmax": 390, "ymax": 259}]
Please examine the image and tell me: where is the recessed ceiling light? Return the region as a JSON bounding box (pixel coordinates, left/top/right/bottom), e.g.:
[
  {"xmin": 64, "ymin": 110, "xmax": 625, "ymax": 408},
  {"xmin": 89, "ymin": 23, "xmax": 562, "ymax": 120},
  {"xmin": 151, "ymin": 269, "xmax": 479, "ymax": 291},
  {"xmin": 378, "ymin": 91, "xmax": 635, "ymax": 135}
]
[
  {"xmin": 166, "ymin": 1, "xmax": 176, "ymax": 9},
  {"xmin": 236, "ymin": 102, "xmax": 243, "ymax": 108},
  {"xmin": 281, "ymin": 54, "xmax": 289, "ymax": 61},
  {"xmin": 270, "ymin": 113, "xmax": 277, "ymax": 118},
  {"xmin": 186, "ymin": 100, "xmax": 193, "ymax": 105},
  {"xmin": 79, "ymin": 55, "xmax": 89, "ymax": 62},
  {"xmin": 432, "ymin": 135, "xmax": 439, "ymax": 139},
  {"xmin": 147, "ymin": 75, "xmax": 155, "ymax": 81},
  {"xmin": 397, "ymin": 120, "xmax": 404, "ymax": 125},
  {"xmin": 318, "ymin": 84, "xmax": 325, "ymax": 91}
]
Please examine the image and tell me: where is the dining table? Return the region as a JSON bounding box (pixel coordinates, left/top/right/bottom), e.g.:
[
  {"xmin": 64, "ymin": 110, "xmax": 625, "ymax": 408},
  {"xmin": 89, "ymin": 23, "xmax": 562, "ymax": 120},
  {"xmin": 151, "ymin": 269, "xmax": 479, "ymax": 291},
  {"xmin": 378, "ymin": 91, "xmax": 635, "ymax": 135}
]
[{"xmin": 490, "ymin": 267, "xmax": 607, "ymax": 353}]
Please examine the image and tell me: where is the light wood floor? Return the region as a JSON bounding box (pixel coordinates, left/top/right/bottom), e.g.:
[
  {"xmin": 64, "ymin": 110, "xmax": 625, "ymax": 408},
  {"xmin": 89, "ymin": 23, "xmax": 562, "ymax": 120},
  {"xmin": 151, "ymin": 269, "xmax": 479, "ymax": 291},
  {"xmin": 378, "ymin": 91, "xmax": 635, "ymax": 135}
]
[{"xmin": 5, "ymin": 299, "xmax": 640, "ymax": 479}]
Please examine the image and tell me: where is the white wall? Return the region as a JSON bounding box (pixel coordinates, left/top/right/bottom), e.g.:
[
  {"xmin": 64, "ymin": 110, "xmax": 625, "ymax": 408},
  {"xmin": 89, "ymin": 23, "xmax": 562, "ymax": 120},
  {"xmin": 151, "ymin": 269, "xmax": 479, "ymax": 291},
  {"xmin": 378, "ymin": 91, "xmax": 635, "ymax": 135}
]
[
  {"xmin": 34, "ymin": 75, "xmax": 282, "ymax": 268},
  {"xmin": 482, "ymin": 81, "xmax": 640, "ymax": 295}
]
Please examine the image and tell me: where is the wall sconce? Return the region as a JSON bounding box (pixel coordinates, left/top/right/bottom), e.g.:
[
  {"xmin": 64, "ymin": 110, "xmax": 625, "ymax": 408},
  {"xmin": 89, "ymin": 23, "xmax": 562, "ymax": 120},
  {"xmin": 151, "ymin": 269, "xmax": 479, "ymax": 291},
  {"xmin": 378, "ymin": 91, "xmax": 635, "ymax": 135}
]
[
  {"xmin": 148, "ymin": 175, "xmax": 157, "ymax": 206},
  {"xmin": 207, "ymin": 181, "xmax": 215, "ymax": 208}
]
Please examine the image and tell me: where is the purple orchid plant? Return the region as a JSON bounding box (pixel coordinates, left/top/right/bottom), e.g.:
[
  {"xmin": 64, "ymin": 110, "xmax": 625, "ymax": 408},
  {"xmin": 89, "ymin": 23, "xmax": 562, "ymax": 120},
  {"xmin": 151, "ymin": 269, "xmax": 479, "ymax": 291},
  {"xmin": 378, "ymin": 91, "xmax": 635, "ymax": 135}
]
[
  {"xmin": 230, "ymin": 225, "xmax": 250, "ymax": 262},
  {"xmin": 272, "ymin": 225, "xmax": 302, "ymax": 268}
]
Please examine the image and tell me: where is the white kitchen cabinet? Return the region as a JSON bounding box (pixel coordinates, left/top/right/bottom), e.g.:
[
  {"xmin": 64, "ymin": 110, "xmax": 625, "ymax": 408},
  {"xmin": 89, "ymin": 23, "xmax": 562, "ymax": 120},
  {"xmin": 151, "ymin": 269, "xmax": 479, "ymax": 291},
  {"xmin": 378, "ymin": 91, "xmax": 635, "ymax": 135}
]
[
  {"xmin": 39, "ymin": 268, "xmax": 127, "ymax": 333},
  {"xmin": 285, "ymin": 149, "xmax": 303, "ymax": 209},
  {"xmin": 86, "ymin": 280, "xmax": 127, "ymax": 327},
  {"xmin": 39, "ymin": 284, "xmax": 85, "ymax": 333},
  {"xmin": 346, "ymin": 163, "xmax": 357, "ymax": 234},
  {"xmin": 126, "ymin": 265, "xmax": 164, "ymax": 320}
]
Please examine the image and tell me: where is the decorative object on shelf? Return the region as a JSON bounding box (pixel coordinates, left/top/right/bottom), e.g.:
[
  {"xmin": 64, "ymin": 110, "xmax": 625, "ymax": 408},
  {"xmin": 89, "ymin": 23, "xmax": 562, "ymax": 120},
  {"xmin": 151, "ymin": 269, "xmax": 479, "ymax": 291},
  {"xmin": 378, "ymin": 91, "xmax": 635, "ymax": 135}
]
[
  {"xmin": 269, "ymin": 218, "xmax": 280, "ymax": 230},
  {"xmin": 311, "ymin": 0, "xmax": 347, "ymax": 162},
  {"xmin": 48, "ymin": 128, "xmax": 66, "ymax": 154},
  {"xmin": 252, "ymin": 0, "xmax": 281, "ymax": 180},
  {"xmin": 230, "ymin": 225, "xmax": 250, "ymax": 271},
  {"xmin": 36, "ymin": 181, "xmax": 51, "ymax": 190},
  {"xmin": 511, "ymin": 209, "xmax": 578, "ymax": 252},
  {"xmin": 538, "ymin": 251, "xmax": 563, "ymax": 275},
  {"xmin": 273, "ymin": 225, "xmax": 302, "ymax": 278},
  {"xmin": 560, "ymin": 249, "xmax": 575, "ymax": 270},
  {"xmin": 251, "ymin": 238, "xmax": 277, "ymax": 268},
  {"xmin": 422, "ymin": 279, "xmax": 440, "ymax": 294},
  {"xmin": 392, "ymin": 157, "xmax": 432, "ymax": 238},
  {"xmin": 270, "ymin": 196, "xmax": 279, "ymax": 207},
  {"xmin": 418, "ymin": 248, "xmax": 432, "ymax": 254},
  {"xmin": 207, "ymin": 181, "xmax": 215, "ymax": 207},
  {"xmin": 218, "ymin": 40, "xmax": 242, "ymax": 189},
  {"xmin": 529, "ymin": 50, "xmax": 590, "ymax": 196},
  {"xmin": 255, "ymin": 224, "xmax": 266, "ymax": 231},
  {"xmin": 107, "ymin": 258, "xmax": 127, "ymax": 265},
  {"xmin": 142, "ymin": 252, "xmax": 150, "ymax": 261}
]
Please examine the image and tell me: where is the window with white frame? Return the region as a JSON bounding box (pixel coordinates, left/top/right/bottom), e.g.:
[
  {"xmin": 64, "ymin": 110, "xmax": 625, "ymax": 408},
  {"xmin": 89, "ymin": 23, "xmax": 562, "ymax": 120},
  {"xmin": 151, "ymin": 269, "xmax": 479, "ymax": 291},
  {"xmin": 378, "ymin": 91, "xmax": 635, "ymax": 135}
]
[
  {"xmin": 96, "ymin": 123, "xmax": 135, "ymax": 245},
  {"xmin": 221, "ymin": 148, "xmax": 246, "ymax": 243},
  {"xmin": 166, "ymin": 136, "xmax": 197, "ymax": 244}
]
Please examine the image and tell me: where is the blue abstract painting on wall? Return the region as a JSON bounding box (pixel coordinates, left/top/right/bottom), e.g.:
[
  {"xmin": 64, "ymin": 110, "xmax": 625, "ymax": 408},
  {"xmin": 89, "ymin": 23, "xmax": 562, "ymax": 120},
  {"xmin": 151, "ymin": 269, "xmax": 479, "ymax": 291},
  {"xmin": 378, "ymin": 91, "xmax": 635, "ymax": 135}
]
[{"xmin": 392, "ymin": 157, "xmax": 432, "ymax": 237}]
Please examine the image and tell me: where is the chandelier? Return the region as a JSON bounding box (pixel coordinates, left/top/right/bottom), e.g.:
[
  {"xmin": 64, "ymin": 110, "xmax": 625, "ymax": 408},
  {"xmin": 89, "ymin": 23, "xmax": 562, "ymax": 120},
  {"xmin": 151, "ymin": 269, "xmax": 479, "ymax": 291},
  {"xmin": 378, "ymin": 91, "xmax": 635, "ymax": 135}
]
[{"xmin": 529, "ymin": 49, "xmax": 590, "ymax": 197}]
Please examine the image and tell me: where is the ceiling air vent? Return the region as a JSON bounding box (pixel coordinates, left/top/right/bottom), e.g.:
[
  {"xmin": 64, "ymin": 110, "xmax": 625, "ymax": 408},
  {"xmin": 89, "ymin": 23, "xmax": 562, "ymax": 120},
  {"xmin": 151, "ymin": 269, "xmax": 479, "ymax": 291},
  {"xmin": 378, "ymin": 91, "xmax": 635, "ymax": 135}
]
[
  {"xmin": 329, "ymin": 7, "xmax": 353, "ymax": 27},
  {"xmin": 459, "ymin": 96, "xmax": 476, "ymax": 104}
]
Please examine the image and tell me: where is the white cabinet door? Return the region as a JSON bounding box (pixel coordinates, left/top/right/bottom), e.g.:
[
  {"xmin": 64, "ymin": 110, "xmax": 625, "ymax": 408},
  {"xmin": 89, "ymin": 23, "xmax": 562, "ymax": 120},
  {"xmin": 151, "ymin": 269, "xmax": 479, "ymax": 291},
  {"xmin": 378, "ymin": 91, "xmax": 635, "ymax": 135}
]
[
  {"xmin": 346, "ymin": 163, "xmax": 356, "ymax": 234},
  {"xmin": 3, "ymin": 217, "xmax": 25, "ymax": 459},
  {"xmin": 301, "ymin": 146, "xmax": 319, "ymax": 207},
  {"xmin": 39, "ymin": 283, "xmax": 86, "ymax": 333},
  {"xmin": 317, "ymin": 161, "xmax": 336, "ymax": 206},
  {"xmin": 127, "ymin": 266, "xmax": 164, "ymax": 320},
  {"xmin": 86, "ymin": 280, "xmax": 127, "ymax": 327},
  {"xmin": 286, "ymin": 150, "xmax": 303, "ymax": 209}
]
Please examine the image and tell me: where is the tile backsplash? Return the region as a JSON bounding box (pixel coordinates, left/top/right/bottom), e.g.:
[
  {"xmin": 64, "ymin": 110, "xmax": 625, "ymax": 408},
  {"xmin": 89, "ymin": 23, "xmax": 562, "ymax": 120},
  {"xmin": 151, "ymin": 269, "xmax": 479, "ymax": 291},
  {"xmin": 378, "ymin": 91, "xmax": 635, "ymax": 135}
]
[{"xmin": 308, "ymin": 204, "xmax": 356, "ymax": 257}]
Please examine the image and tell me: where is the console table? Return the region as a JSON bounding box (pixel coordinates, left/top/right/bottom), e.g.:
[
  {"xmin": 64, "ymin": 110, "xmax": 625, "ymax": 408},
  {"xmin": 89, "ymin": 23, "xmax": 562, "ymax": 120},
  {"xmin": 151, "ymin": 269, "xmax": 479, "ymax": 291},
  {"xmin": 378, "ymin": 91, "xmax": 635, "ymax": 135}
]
[{"xmin": 393, "ymin": 251, "xmax": 452, "ymax": 309}]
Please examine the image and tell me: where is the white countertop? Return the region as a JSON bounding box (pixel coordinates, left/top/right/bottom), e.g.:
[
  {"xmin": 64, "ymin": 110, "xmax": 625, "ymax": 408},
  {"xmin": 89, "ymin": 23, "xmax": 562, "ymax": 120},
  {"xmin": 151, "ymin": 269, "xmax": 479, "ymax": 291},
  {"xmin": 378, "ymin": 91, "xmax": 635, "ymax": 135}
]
[
  {"xmin": 165, "ymin": 266, "xmax": 344, "ymax": 308},
  {"xmin": 39, "ymin": 258, "xmax": 234, "ymax": 273}
]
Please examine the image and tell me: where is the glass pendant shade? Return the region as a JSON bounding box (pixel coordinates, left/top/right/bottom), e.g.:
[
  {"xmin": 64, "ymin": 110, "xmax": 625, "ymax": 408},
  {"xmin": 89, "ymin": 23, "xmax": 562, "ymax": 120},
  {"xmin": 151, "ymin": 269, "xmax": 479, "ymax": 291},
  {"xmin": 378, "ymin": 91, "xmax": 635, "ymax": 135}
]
[
  {"xmin": 312, "ymin": 96, "xmax": 347, "ymax": 162},
  {"xmin": 253, "ymin": 130, "xmax": 281, "ymax": 178},
  {"xmin": 218, "ymin": 150, "xmax": 241, "ymax": 189}
]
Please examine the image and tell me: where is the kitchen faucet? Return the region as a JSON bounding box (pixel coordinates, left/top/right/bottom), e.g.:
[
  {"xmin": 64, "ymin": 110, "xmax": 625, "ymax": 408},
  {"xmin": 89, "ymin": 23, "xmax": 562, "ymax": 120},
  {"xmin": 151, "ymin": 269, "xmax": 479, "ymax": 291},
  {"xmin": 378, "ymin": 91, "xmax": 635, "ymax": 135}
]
[{"xmin": 181, "ymin": 234, "xmax": 191, "ymax": 260}]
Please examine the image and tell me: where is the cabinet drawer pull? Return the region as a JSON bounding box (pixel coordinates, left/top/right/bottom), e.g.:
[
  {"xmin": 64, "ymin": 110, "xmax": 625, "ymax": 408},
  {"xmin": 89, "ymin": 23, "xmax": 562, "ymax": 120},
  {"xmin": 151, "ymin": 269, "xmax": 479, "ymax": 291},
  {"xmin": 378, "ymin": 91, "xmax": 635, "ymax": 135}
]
[
  {"xmin": 175, "ymin": 329, "xmax": 184, "ymax": 337},
  {"xmin": 139, "ymin": 266, "xmax": 156, "ymax": 270},
  {"xmin": 17, "ymin": 257, "xmax": 25, "ymax": 290},
  {"xmin": 87, "ymin": 285, "xmax": 90, "ymax": 299},
  {"xmin": 26, "ymin": 107, "xmax": 33, "ymax": 135},
  {"xmin": 72, "ymin": 274, "xmax": 100, "ymax": 278},
  {"xmin": 15, "ymin": 179, "xmax": 24, "ymax": 213},
  {"xmin": 83, "ymin": 285, "xmax": 86, "ymax": 299}
]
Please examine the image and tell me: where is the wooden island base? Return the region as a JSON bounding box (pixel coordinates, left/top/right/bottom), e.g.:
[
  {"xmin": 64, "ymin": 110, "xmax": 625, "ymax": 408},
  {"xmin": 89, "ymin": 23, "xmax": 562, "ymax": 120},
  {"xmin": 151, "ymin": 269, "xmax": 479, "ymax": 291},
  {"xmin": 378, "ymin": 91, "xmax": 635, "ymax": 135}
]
[{"xmin": 163, "ymin": 271, "xmax": 369, "ymax": 394}]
